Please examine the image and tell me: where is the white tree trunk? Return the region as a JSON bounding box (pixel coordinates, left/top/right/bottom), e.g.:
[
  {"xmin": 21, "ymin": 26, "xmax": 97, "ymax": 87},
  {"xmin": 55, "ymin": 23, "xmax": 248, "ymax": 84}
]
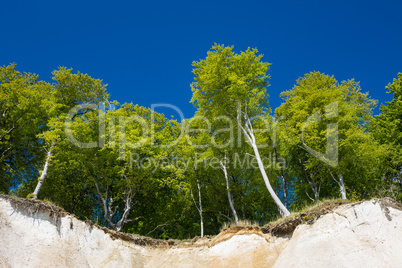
[
  {"xmin": 281, "ymin": 175, "xmax": 288, "ymax": 207},
  {"xmin": 32, "ymin": 149, "xmax": 52, "ymax": 199},
  {"xmin": 330, "ymin": 172, "xmax": 347, "ymax": 200},
  {"xmin": 309, "ymin": 177, "xmax": 320, "ymax": 201},
  {"xmin": 228, "ymin": 104, "xmax": 290, "ymax": 217},
  {"xmin": 251, "ymin": 142, "xmax": 291, "ymax": 217},
  {"xmin": 314, "ymin": 188, "xmax": 320, "ymax": 200},
  {"xmin": 236, "ymin": 110, "xmax": 290, "ymax": 217},
  {"xmin": 299, "ymin": 159, "xmax": 321, "ymax": 201},
  {"xmin": 190, "ymin": 179, "xmax": 204, "ymax": 237},
  {"xmin": 338, "ymin": 174, "xmax": 347, "ymax": 200},
  {"xmin": 197, "ymin": 180, "xmax": 204, "ymax": 238},
  {"xmin": 220, "ymin": 161, "xmax": 239, "ymax": 224},
  {"xmin": 93, "ymin": 174, "xmax": 136, "ymax": 232},
  {"xmin": 274, "ymin": 148, "xmax": 289, "ymax": 207}
]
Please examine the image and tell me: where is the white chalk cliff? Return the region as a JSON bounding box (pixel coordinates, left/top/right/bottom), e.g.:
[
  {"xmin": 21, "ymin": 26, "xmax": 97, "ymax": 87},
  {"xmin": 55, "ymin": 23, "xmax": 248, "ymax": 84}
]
[{"xmin": 0, "ymin": 195, "xmax": 401, "ymax": 267}]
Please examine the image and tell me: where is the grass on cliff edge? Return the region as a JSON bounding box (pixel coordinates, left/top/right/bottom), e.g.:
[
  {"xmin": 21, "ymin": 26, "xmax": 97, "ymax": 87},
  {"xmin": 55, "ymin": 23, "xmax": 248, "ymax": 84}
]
[
  {"xmin": 2, "ymin": 194, "xmax": 401, "ymax": 242},
  {"xmin": 271, "ymin": 198, "xmax": 350, "ymax": 225},
  {"xmin": 220, "ymin": 198, "xmax": 351, "ymax": 235},
  {"xmin": 260, "ymin": 198, "xmax": 352, "ymax": 235}
]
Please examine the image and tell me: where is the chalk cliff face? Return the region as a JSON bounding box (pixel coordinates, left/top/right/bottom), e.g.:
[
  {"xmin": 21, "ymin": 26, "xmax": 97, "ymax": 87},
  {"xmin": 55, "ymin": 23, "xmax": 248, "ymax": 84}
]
[
  {"xmin": 0, "ymin": 196, "xmax": 401, "ymax": 268},
  {"xmin": 273, "ymin": 199, "xmax": 402, "ymax": 268}
]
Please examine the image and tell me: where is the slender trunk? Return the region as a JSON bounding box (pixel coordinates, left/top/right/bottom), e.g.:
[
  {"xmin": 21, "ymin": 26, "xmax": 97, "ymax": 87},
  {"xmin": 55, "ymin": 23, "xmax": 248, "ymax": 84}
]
[
  {"xmin": 94, "ymin": 188, "xmax": 133, "ymax": 232},
  {"xmin": 93, "ymin": 174, "xmax": 137, "ymax": 232},
  {"xmin": 220, "ymin": 161, "xmax": 239, "ymax": 224},
  {"xmin": 190, "ymin": 172, "xmax": 204, "ymax": 237},
  {"xmin": 251, "ymin": 142, "xmax": 291, "ymax": 217},
  {"xmin": 299, "ymin": 159, "xmax": 320, "ymax": 201},
  {"xmin": 274, "ymin": 148, "xmax": 289, "ymax": 207},
  {"xmin": 32, "ymin": 149, "xmax": 52, "ymax": 199},
  {"xmin": 304, "ymin": 189, "xmax": 315, "ymax": 202},
  {"xmin": 311, "ymin": 174, "xmax": 320, "ymax": 200},
  {"xmin": 115, "ymin": 197, "xmax": 132, "ymax": 232},
  {"xmin": 235, "ymin": 107, "xmax": 290, "ymax": 217},
  {"xmin": 330, "ymin": 172, "xmax": 347, "ymax": 200},
  {"xmin": 197, "ymin": 180, "xmax": 204, "ymax": 238},
  {"xmin": 237, "ymin": 110, "xmax": 290, "ymax": 217},
  {"xmin": 338, "ymin": 174, "xmax": 347, "ymax": 200},
  {"xmin": 314, "ymin": 188, "xmax": 320, "ymax": 200},
  {"xmin": 281, "ymin": 175, "xmax": 288, "ymax": 207}
]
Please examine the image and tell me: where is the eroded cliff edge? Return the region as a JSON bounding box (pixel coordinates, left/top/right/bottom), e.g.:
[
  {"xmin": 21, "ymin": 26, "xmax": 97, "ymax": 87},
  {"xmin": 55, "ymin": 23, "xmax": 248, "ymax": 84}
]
[{"xmin": 0, "ymin": 195, "xmax": 401, "ymax": 267}]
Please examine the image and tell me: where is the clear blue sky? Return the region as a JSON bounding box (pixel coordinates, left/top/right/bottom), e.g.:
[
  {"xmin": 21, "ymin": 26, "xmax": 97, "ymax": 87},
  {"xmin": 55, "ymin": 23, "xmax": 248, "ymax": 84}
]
[{"xmin": 1, "ymin": 0, "xmax": 401, "ymax": 118}]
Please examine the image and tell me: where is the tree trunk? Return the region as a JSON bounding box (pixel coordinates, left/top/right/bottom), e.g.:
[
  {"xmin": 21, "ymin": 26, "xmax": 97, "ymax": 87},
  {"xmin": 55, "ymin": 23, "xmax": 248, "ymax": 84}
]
[
  {"xmin": 251, "ymin": 142, "xmax": 291, "ymax": 217},
  {"xmin": 93, "ymin": 174, "xmax": 137, "ymax": 232},
  {"xmin": 190, "ymin": 173, "xmax": 204, "ymax": 237},
  {"xmin": 197, "ymin": 180, "xmax": 204, "ymax": 238},
  {"xmin": 310, "ymin": 175, "xmax": 320, "ymax": 201},
  {"xmin": 236, "ymin": 104, "xmax": 290, "ymax": 217},
  {"xmin": 236, "ymin": 110, "xmax": 290, "ymax": 217},
  {"xmin": 281, "ymin": 175, "xmax": 288, "ymax": 207},
  {"xmin": 330, "ymin": 172, "xmax": 347, "ymax": 200},
  {"xmin": 220, "ymin": 161, "xmax": 239, "ymax": 224},
  {"xmin": 32, "ymin": 149, "xmax": 52, "ymax": 199},
  {"xmin": 338, "ymin": 174, "xmax": 347, "ymax": 200},
  {"xmin": 299, "ymin": 159, "xmax": 320, "ymax": 201},
  {"xmin": 274, "ymin": 148, "xmax": 289, "ymax": 207},
  {"xmin": 314, "ymin": 187, "xmax": 320, "ymax": 200}
]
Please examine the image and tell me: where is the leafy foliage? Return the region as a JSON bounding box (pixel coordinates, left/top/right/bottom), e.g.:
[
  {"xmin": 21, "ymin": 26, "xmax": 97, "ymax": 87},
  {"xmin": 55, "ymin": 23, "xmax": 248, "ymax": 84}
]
[
  {"xmin": 374, "ymin": 73, "xmax": 402, "ymax": 201},
  {"xmin": 1, "ymin": 46, "xmax": 400, "ymax": 238}
]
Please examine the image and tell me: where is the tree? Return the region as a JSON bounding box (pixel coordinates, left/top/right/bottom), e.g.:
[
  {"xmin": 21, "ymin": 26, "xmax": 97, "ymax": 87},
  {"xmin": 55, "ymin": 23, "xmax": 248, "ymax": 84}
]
[
  {"xmin": 190, "ymin": 44, "xmax": 290, "ymax": 217},
  {"xmin": 0, "ymin": 64, "xmax": 52, "ymax": 193},
  {"xmin": 32, "ymin": 67, "xmax": 109, "ymax": 199},
  {"xmin": 275, "ymin": 72, "xmax": 379, "ymax": 201},
  {"xmin": 374, "ymin": 73, "xmax": 402, "ymax": 201},
  {"xmin": 185, "ymin": 113, "xmax": 242, "ymax": 224}
]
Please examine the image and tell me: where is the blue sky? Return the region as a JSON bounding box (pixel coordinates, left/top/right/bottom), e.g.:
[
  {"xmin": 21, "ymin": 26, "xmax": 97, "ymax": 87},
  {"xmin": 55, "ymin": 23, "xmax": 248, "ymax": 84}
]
[{"xmin": 1, "ymin": 0, "xmax": 401, "ymax": 118}]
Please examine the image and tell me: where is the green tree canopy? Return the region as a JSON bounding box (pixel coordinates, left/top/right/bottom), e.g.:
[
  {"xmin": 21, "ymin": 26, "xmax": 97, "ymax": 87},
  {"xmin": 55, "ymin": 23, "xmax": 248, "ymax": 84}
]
[{"xmin": 0, "ymin": 64, "xmax": 52, "ymax": 193}]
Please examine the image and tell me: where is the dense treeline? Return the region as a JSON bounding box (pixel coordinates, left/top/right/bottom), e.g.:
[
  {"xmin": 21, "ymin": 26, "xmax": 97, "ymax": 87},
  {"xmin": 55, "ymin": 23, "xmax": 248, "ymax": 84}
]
[{"xmin": 1, "ymin": 45, "xmax": 401, "ymax": 239}]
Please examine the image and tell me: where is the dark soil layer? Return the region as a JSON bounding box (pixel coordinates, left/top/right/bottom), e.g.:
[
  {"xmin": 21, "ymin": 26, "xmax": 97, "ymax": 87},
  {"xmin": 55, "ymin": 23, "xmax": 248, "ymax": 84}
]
[
  {"xmin": 0, "ymin": 194, "xmax": 173, "ymax": 247},
  {"xmin": 261, "ymin": 200, "xmax": 352, "ymax": 236},
  {"xmin": 261, "ymin": 198, "xmax": 402, "ymax": 236},
  {"xmin": 2, "ymin": 194, "xmax": 401, "ymax": 246}
]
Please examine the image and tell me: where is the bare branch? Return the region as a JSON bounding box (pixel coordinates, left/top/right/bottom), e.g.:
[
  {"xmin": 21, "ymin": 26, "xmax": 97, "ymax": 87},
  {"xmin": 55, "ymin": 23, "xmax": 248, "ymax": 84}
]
[
  {"xmin": 204, "ymin": 210, "xmax": 232, "ymax": 221},
  {"xmin": 190, "ymin": 187, "xmax": 201, "ymax": 213},
  {"xmin": 305, "ymin": 189, "xmax": 315, "ymax": 202},
  {"xmin": 124, "ymin": 216, "xmax": 142, "ymax": 224},
  {"xmin": 145, "ymin": 223, "xmax": 171, "ymax": 236}
]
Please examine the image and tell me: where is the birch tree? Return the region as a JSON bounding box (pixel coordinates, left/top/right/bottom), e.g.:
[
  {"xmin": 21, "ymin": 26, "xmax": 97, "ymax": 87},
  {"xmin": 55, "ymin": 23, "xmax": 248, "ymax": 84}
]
[
  {"xmin": 374, "ymin": 73, "xmax": 402, "ymax": 201},
  {"xmin": 190, "ymin": 171, "xmax": 204, "ymax": 237},
  {"xmin": 190, "ymin": 44, "xmax": 290, "ymax": 217},
  {"xmin": 32, "ymin": 67, "xmax": 108, "ymax": 199},
  {"xmin": 220, "ymin": 155, "xmax": 239, "ymax": 224},
  {"xmin": 276, "ymin": 72, "xmax": 379, "ymax": 201},
  {"xmin": 0, "ymin": 64, "xmax": 52, "ymax": 193}
]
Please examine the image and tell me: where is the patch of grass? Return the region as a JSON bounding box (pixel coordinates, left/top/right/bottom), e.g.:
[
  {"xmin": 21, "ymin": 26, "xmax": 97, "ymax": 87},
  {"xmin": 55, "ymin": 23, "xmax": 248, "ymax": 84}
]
[
  {"xmin": 220, "ymin": 219, "xmax": 260, "ymax": 231},
  {"xmin": 261, "ymin": 198, "xmax": 351, "ymax": 236},
  {"xmin": 42, "ymin": 198, "xmax": 62, "ymax": 208}
]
